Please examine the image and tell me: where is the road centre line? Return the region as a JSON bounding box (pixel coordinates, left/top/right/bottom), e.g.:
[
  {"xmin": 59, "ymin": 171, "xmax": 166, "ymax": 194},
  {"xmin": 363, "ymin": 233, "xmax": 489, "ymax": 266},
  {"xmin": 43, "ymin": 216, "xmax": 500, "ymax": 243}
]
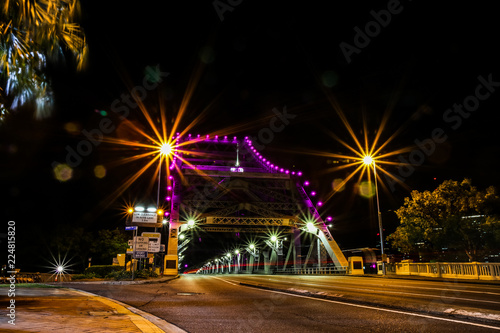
[{"xmin": 212, "ymin": 276, "xmax": 500, "ymax": 331}]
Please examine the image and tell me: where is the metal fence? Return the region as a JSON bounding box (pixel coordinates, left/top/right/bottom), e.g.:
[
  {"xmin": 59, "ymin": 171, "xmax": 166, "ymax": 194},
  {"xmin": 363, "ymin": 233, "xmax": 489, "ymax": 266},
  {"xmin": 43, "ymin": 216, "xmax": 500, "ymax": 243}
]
[
  {"xmin": 386, "ymin": 262, "xmax": 500, "ymax": 281},
  {"xmin": 278, "ymin": 266, "xmax": 348, "ymax": 275}
]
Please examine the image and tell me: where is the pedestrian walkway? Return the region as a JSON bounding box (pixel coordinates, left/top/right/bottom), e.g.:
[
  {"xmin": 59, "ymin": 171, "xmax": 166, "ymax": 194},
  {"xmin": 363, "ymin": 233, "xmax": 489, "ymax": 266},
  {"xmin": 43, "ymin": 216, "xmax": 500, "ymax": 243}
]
[{"xmin": 0, "ymin": 281, "xmax": 186, "ymax": 333}]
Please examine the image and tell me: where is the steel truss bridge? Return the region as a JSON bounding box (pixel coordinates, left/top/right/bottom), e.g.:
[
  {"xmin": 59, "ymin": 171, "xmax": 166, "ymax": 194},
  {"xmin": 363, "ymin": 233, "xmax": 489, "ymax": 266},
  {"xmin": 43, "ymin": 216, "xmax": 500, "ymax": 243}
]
[{"xmin": 164, "ymin": 135, "xmax": 348, "ymax": 275}]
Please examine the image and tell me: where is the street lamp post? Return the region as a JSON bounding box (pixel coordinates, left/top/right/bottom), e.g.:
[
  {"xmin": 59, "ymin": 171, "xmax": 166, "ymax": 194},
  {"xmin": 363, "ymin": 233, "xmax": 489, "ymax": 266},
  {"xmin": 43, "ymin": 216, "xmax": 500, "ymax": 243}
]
[{"xmin": 363, "ymin": 155, "xmax": 385, "ymax": 275}]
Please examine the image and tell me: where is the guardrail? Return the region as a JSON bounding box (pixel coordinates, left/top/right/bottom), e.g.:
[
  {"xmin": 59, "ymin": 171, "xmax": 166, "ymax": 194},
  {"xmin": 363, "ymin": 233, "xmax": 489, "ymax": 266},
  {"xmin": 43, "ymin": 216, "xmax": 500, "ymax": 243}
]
[
  {"xmin": 386, "ymin": 262, "xmax": 500, "ymax": 281},
  {"xmin": 0, "ymin": 272, "xmax": 43, "ymax": 283},
  {"xmin": 278, "ymin": 267, "xmax": 348, "ymax": 275}
]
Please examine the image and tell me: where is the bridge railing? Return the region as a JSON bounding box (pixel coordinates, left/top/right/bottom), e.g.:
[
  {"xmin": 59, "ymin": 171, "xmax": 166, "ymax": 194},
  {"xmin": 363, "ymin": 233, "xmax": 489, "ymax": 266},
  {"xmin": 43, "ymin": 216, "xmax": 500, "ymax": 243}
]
[
  {"xmin": 278, "ymin": 266, "xmax": 348, "ymax": 275},
  {"xmin": 386, "ymin": 262, "xmax": 500, "ymax": 280}
]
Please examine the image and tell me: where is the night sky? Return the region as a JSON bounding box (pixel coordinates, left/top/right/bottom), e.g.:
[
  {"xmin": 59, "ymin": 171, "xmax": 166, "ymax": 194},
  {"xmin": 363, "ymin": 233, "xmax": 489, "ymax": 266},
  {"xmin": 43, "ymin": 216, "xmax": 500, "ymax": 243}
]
[{"xmin": 1, "ymin": 1, "xmax": 499, "ymax": 271}]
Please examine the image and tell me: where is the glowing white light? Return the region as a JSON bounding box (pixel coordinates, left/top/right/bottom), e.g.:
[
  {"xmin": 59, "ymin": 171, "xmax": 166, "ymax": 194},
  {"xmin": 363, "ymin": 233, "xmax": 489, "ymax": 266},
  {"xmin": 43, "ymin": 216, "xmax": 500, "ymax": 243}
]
[
  {"xmin": 363, "ymin": 155, "xmax": 373, "ymax": 165},
  {"xmin": 306, "ymin": 222, "xmax": 316, "ymax": 233}
]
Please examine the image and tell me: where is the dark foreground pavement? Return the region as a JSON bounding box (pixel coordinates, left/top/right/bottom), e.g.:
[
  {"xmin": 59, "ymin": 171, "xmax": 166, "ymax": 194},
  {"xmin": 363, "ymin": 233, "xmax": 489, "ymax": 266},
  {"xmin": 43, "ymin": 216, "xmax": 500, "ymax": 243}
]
[{"xmin": 0, "ymin": 276, "xmax": 185, "ymax": 333}]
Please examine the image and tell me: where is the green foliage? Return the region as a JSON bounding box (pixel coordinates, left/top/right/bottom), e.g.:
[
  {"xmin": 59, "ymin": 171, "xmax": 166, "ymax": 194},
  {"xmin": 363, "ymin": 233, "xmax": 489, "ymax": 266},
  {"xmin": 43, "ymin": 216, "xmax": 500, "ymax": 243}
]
[
  {"xmin": 387, "ymin": 179, "xmax": 500, "ymax": 261},
  {"xmin": 84, "ymin": 265, "xmax": 123, "ymax": 278},
  {"xmin": 107, "ymin": 269, "xmax": 158, "ymax": 281},
  {"xmin": 91, "ymin": 228, "xmax": 128, "ymax": 265},
  {"xmin": 0, "ymin": 0, "xmax": 87, "ymax": 121}
]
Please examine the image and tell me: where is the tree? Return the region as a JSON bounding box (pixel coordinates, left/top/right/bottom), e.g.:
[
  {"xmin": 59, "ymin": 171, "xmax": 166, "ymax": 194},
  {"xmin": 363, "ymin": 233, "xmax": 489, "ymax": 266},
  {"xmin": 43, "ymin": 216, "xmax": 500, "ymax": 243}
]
[
  {"xmin": 387, "ymin": 179, "xmax": 500, "ymax": 262},
  {"xmin": 0, "ymin": 0, "xmax": 88, "ymax": 122},
  {"xmin": 90, "ymin": 228, "xmax": 128, "ymax": 265}
]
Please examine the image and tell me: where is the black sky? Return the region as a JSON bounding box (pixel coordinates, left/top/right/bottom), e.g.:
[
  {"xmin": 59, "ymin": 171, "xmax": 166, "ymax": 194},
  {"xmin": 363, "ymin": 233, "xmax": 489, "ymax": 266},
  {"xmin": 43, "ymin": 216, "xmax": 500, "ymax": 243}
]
[{"xmin": 1, "ymin": 1, "xmax": 500, "ymax": 270}]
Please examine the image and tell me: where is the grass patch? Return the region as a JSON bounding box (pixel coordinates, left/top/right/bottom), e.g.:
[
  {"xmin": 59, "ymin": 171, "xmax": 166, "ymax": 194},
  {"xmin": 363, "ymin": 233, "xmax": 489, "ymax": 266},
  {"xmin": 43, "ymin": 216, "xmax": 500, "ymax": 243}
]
[{"xmin": 0, "ymin": 283, "xmax": 62, "ymax": 288}]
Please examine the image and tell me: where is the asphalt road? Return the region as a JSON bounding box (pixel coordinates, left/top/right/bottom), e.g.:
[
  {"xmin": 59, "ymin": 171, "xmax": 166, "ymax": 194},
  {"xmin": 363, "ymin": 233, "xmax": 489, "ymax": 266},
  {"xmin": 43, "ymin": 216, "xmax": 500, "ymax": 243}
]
[{"xmin": 66, "ymin": 275, "xmax": 500, "ymax": 332}]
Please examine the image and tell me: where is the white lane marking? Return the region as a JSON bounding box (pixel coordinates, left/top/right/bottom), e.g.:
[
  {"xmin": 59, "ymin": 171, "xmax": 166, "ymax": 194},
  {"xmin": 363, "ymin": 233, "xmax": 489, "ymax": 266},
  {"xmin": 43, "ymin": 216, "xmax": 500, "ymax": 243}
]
[
  {"xmin": 234, "ymin": 276, "xmax": 500, "ymax": 305},
  {"xmin": 210, "ymin": 277, "xmax": 500, "ymax": 331},
  {"xmin": 249, "ymin": 275, "xmax": 500, "ymax": 297}
]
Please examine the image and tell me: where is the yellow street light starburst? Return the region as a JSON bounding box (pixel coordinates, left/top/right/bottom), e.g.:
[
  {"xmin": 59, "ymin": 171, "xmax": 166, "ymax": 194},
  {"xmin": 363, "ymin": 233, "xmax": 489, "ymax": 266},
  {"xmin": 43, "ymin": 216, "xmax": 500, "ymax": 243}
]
[{"xmin": 363, "ymin": 155, "xmax": 374, "ymax": 166}]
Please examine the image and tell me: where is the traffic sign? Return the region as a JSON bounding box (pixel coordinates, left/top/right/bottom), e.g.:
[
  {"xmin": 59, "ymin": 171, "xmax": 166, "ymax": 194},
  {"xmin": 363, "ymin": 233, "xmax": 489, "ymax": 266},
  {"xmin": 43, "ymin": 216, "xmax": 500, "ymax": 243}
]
[
  {"xmin": 142, "ymin": 232, "xmax": 161, "ymax": 253},
  {"xmin": 134, "ymin": 236, "xmax": 149, "ymax": 251},
  {"xmin": 125, "ymin": 226, "xmax": 137, "ymax": 231},
  {"xmin": 132, "ymin": 212, "xmax": 158, "ymax": 223},
  {"xmin": 133, "ymin": 251, "xmax": 148, "ymax": 259}
]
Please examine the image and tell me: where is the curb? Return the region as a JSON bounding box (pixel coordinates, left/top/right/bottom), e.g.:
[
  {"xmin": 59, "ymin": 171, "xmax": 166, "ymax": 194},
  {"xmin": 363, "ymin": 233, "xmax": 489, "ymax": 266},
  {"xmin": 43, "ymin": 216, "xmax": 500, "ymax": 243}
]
[
  {"xmin": 59, "ymin": 275, "xmax": 181, "ymax": 285},
  {"xmin": 69, "ymin": 288, "xmax": 187, "ymax": 333}
]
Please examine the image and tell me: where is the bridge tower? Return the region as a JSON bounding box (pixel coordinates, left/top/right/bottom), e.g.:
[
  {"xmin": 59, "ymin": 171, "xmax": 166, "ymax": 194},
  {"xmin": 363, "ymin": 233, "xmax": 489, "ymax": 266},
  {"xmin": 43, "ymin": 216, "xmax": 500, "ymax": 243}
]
[{"xmin": 163, "ymin": 135, "xmax": 347, "ymax": 275}]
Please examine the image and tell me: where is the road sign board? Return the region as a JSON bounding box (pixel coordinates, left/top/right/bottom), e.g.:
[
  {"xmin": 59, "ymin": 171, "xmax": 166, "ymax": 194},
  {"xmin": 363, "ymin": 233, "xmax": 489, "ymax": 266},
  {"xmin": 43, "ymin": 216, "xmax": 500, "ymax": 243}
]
[
  {"xmin": 134, "ymin": 236, "xmax": 149, "ymax": 251},
  {"xmin": 133, "ymin": 251, "xmax": 148, "ymax": 259},
  {"xmin": 142, "ymin": 232, "xmax": 161, "ymax": 253},
  {"xmin": 125, "ymin": 226, "xmax": 137, "ymax": 231},
  {"xmin": 132, "ymin": 212, "xmax": 158, "ymax": 223},
  {"xmin": 148, "ymin": 239, "xmax": 161, "ymax": 253}
]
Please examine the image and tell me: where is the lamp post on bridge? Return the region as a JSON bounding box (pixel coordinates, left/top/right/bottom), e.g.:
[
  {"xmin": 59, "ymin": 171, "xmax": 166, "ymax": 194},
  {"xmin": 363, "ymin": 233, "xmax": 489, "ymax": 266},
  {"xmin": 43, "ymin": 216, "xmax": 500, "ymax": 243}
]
[{"xmin": 363, "ymin": 155, "xmax": 385, "ymax": 275}]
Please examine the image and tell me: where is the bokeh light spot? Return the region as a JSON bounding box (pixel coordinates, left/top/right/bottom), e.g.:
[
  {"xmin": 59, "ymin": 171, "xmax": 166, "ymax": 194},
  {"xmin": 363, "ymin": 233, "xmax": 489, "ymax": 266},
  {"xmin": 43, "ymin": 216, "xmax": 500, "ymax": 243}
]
[
  {"xmin": 53, "ymin": 164, "xmax": 73, "ymax": 182},
  {"xmin": 332, "ymin": 178, "xmax": 345, "ymax": 193},
  {"xmin": 359, "ymin": 181, "xmax": 375, "ymax": 198},
  {"xmin": 64, "ymin": 122, "xmax": 80, "ymax": 135},
  {"xmin": 199, "ymin": 46, "xmax": 215, "ymax": 64},
  {"xmin": 321, "ymin": 70, "xmax": 339, "ymax": 88},
  {"xmin": 94, "ymin": 165, "xmax": 106, "ymax": 178}
]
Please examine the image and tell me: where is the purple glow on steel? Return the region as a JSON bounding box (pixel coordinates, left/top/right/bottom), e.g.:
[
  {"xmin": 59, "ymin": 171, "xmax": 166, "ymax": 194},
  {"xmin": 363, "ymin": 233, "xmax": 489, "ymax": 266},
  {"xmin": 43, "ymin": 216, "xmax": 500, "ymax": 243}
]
[
  {"xmin": 317, "ymin": 201, "xmax": 323, "ymax": 207},
  {"xmin": 245, "ymin": 136, "xmax": 248, "ymax": 139},
  {"xmin": 304, "ymin": 181, "xmax": 310, "ymax": 186},
  {"xmin": 233, "ymin": 136, "xmax": 237, "ymax": 141},
  {"xmin": 206, "ymin": 134, "xmax": 210, "ymax": 139},
  {"xmin": 167, "ymin": 186, "xmax": 172, "ymax": 191},
  {"xmin": 292, "ymin": 171, "xmax": 295, "ymax": 175},
  {"xmin": 166, "ymin": 196, "xmax": 171, "ymax": 201},
  {"xmin": 259, "ymin": 156, "xmax": 263, "ymax": 159},
  {"xmin": 164, "ymin": 212, "xmax": 170, "ymax": 216},
  {"xmin": 168, "ymin": 175, "xmax": 173, "ymax": 180},
  {"xmin": 326, "ymin": 216, "xmax": 333, "ymax": 221},
  {"xmin": 266, "ymin": 161, "xmax": 270, "ymax": 165},
  {"xmin": 263, "ymin": 158, "xmax": 266, "ymax": 162},
  {"xmin": 311, "ymin": 191, "xmax": 316, "ymax": 196},
  {"xmin": 285, "ymin": 170, "xmax": 289, "ymax": 174},
  {"xmin": 280, "ymin": 168, "xmax": 284, "ymax": 172},
  {"xmin": 270, "ymin": 164, "xmax": 274, "ymax": 168},
  {"xmin": 298, "ymin": 171, "xmax": 302, "ymax": 176},
  {"xmin": 197, "ymin": 134, "xmax": 200, "ymax": 138},
  {"xmin": 275, "ymin": 166, "xmax": 278, "ymax": 170},
  {"xmin": 215, "ymin": 135, "xmax": 219, "ymax": 140},
  {"xmin": 224, "ymin": 136, "xmax": 227, "ymax": 140}
]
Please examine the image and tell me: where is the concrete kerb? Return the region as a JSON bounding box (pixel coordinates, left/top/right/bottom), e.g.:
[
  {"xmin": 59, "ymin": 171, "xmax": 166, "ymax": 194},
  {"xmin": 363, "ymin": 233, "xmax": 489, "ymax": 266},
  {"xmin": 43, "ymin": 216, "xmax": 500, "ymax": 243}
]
[
  {"xmin": 68, "ymin": 288, "xmax": 187, "ymax": 333},
  {"xmin": 356, "ymin": 272, "xmax": 500, "ymax": 286},
  {"xmin": 58, "ymin": 274, "xmax": 181, "ymax": 286}
]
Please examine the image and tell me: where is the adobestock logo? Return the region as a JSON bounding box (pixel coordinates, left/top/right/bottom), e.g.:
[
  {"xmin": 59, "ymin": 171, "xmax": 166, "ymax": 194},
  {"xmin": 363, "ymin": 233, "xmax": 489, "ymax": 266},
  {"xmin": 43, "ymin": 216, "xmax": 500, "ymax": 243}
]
[
  {"xmin": 51, "ymin": 65, "xmax": 169, "ymax": 171},
  {"xmin": 385, "ymin": 73, "xmax": 498, "ymax": 191},
  {"xmin": 340, "ymin": 0, "xmax": 410, "ymax": 64}
]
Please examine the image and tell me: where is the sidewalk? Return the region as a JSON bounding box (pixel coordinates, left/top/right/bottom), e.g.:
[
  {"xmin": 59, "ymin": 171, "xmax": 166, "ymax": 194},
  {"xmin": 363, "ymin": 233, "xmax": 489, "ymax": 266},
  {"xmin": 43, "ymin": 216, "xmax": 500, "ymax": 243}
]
[{"xmin": 0, "ymin": 277, "xmax": 186, "ymax": 333}]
